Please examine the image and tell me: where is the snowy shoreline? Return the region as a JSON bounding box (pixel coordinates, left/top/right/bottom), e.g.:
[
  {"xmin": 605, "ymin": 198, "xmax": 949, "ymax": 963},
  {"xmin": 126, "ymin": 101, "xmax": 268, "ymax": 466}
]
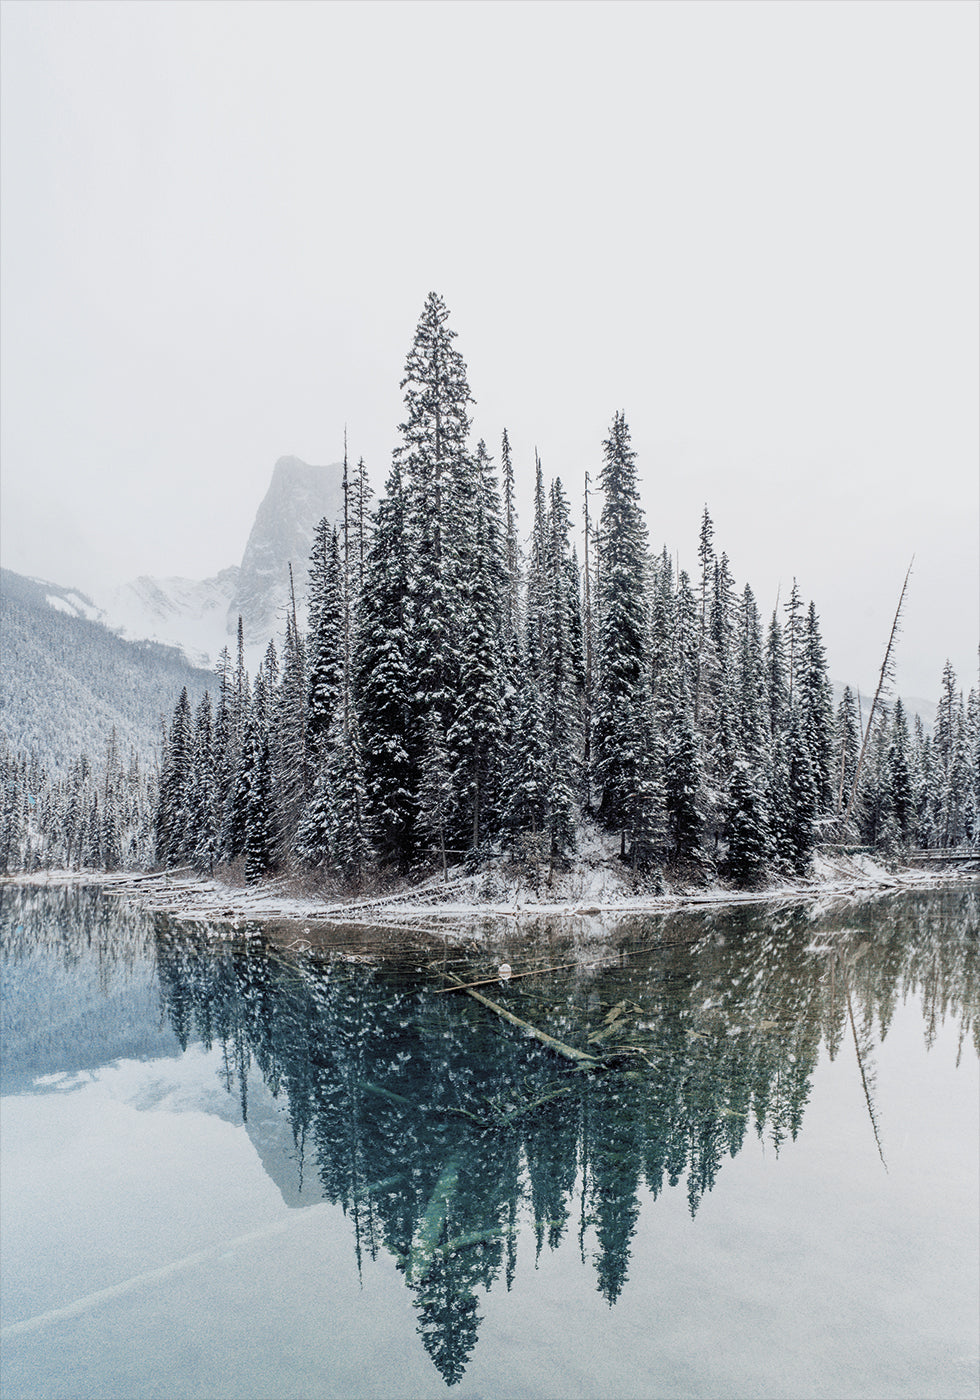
[{"xmin": 3, "ymin": 851, "xmax": 976, "ymax": 936}]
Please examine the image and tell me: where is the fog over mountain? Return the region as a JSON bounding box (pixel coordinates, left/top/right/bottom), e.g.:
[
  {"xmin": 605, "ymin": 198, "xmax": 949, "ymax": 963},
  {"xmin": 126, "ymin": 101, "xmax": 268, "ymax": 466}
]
[
  {"xmin": 230, "ymin": 456, "xmax": 345, "ymax": 644},
  {"xmin": 100, "ymin": 456, "xmax": 345, "ymax": 665},
  {"xmin": 0, "ymin": 569, "xmax": 211, "ymax": 773}
]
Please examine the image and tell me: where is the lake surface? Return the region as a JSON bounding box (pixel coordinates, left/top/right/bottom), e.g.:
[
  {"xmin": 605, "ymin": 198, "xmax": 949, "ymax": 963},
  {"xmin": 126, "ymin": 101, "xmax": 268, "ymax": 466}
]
[{"xmin": 1, "ymin": 884, "xmax": 977, "ymax": 1400}]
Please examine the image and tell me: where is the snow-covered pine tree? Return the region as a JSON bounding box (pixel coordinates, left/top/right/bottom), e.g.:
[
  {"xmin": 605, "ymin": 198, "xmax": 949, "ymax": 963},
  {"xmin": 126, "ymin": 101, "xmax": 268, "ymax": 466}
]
[
  {"xmin": 351, "ymin": 455, "xmax": 374, "ymax": 598},
  {"xmin": 156, "ymin": 688, "xmax": 193, "ymax": 867},
  {"xmin": 296, "ymin": 708, "xmax": 372, "ymax": 884},
  {"xmin": 783, "ymin": 580, "xmax": 804, "ymax": 709},
  {"xmin": 857, "ymin": 706, "xmax": 893, "ymax": 850},
  {"xmin": 648, "ymin": 547, "xmax": 676, "ymax": 703},
  {"xmin": 501, "ymin": 669, "xmax": 549, "ymax": 863},
  {"xmin": 223, "ymin": 678, "xmax": 254, "ymax": 863},
  {"xmin": 674, "ymin": 570, "xmax": 700, "ymax": 702},
  {"xmin": 212, "ymin": 648, "xmax": 236, "ymax": 835},
  {"xmin": 275, "ymin": 608, "xmax": 307, "ymax": 858},
  {"xmin": 189, "ymin": 692, "xmax": 220, "ymax": 874},
  {"xmin": 417, "ymin": 710, "xmax": 453, "ymax": 881},
  {"xmin": 734, "ymin": 584, "xmax": 768, "ymax": 763},
  {"xmin": 100, "ymin": 729, "xmax": 122, "ymax": 872},
  {"xmin": 500, "ymin": 428, "xmax": 521, "ymax": 654},
  {"xmin": 243, "ymin": 716, "xmax": 276, "ymax": 885},
  {"xmin": 966, "ymin": 686, "xmax": 980, "ymax": 847},
  {"xmin": 703, "ymin": 550, "xmax": 738, "ymax": 849},
  {"xmin": 445, "ymin": 439, "xmax": 506, "ymax": 853},
  {"xmin": 694, "ymin": 506, "xmax": 715, "ymax": 729},
  {"xmin": 887, "ymin": 697, "xmax": 915, "ymax": 847},
  {"xmin": 592, "ymin": 411, "xmax": 653, "ymax": 857},
  {"xmin": 833, "ymin": 686, "xmax": 861, "ymax": 822},
  {"xmin": 797, "ymin": 601, "xmax": 835, "ymax": 815},
  {"xmin": 934, "ymin": 661, "xmax": 969, "ymax": 847},
  {"xmin": 399, "ymin": 292, "xmax": 474, "ymax": 733},
  {"xmin": 765, "ymin": 608, "xmax": 789, "ymax": 741},
  {"xmin": 524, "ymin": 454, "xmax": 549, "ymax": 676},
  {"xmin": 306, "ymin": 521, "xmax": 344, "ymax": 758},
  {"xmin": 783, "ymin": 706, "xmax": 818, "ymax": 874},
  {"xmin": 723, "ymin": 755, "xmax": 771, "ymax": 887},
  {"xmin": 541, "ymin": 477, "xmax": 579, "ymax": 859},
  {"xmin": 912, "ymin": 717, "xmax": 940, "ymax": 849},
  {"xmin": 662, "ymin": 677, "xmax": 705, "ymax": 863},
  {"xmin": 354, "ymin": 459, "xmax": 420, "ymax": 868}
]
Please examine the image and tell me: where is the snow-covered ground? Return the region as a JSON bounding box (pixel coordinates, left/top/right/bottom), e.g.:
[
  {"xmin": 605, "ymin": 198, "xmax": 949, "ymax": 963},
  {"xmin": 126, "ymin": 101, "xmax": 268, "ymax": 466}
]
[{"xmin": 6, "ymin": 850, "xmax": 975, "ymax": 940}]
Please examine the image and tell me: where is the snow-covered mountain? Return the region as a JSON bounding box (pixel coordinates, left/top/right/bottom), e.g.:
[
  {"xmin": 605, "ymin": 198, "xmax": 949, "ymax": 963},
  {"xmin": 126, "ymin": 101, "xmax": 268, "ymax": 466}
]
[
  {"xmin": 230, "ymin": 455, "xmax": 345, "ymax": 645},
  {"xmin": 0, "ymin": 569, "xmax": 211, "ymax": 772},
  {"xmin": 104, "ymin": 568, "xmax": 240, "ymax": 669},
  {"xmin": 97, "ymin": 456, "xmax": 344, "ymax": 665}
]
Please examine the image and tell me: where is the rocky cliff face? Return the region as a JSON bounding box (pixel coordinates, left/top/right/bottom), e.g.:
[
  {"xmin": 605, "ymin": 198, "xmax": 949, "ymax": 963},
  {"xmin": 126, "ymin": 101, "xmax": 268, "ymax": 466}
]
[
  {"xmin": 229, "ymin": 456, "xmax": 345, "ymax": 643},
  {"xmin": 95, "ymin": 456, "xmax": 346, "ymax": 663}
]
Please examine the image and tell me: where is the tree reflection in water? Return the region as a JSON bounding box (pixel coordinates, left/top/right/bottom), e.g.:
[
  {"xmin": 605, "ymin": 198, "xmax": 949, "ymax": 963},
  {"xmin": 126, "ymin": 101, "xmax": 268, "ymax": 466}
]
[{"xmin": 14, "ymin": 884, "xmax": 975, "ymax": 1389}]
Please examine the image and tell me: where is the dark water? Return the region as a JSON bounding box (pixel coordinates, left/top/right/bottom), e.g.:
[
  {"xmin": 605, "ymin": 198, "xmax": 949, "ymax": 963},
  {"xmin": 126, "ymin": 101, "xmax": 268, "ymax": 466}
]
[{"xmin": 1, "ymin": 884, "xmax": 977, "ymax": 1400}]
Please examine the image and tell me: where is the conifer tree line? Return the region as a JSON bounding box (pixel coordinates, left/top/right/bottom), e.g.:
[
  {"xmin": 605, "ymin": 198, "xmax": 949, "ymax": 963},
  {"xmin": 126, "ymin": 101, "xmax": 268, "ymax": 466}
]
[
  {"xmin": 3, "ymin": 294, "xmax": 977, "ymax": 881},
  {"xmin": 1, "ymin": 734, "xmax": 156, "ymax": 875},
  {"xmin": 150, "ymin": 294, "xmax": 978, "ymax": 887}
]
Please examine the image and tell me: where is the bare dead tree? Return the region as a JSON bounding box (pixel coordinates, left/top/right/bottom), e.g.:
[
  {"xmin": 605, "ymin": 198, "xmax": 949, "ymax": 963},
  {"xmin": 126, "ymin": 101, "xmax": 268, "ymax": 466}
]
[{"xmin": 840, "ymin": 558, "xmax": 914, "ymax": 832}]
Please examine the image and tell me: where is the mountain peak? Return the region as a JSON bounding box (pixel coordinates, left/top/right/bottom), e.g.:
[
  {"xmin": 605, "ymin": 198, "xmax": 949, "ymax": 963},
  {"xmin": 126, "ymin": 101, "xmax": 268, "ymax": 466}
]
[{"xmin": 230, "ymin": 458, "xmax": 346, "ymax": 643}]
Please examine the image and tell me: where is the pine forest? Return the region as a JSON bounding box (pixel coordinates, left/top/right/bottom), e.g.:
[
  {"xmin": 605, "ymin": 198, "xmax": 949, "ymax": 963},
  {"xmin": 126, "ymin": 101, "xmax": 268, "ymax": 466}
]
[{"xmin": 4, "ymin": 294, "xmax": 978, "ymax": 888}]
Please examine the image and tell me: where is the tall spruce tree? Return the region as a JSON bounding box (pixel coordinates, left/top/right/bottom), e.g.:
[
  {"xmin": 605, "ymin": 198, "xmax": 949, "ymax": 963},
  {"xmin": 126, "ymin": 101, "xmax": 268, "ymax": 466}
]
[
  {"xmin": 798, "ymin": 601, "xmax": 834, "ymax": 814},
  {"xmin": 307, "ymin": 521, "xmax": 344, "ymax": 758},
  {"xmin": 399, "ymin": 291, "xmax": 474, "ymax": 728},
  {"xmin": 592, "ymin": 411, "xmax": 653, "ymax": 857},
  {"xmin": 446, "ymin": 439, "xmax": 506, "ymax": 852},
  {"xmin": 355, "ymin": 459, "xmax": 420, "ymax": 867}
]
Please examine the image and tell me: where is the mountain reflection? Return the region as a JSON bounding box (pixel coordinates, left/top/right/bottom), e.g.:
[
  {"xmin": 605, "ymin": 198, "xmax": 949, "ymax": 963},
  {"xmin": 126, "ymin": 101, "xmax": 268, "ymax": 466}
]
[{"xmin": 149, "ymin": 887, "xmax": 978, "ymax": 1386}]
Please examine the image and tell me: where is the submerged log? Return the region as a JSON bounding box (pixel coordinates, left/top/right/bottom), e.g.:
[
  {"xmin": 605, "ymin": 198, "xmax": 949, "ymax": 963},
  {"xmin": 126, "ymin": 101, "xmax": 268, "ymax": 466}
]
[{"xmin": 439, "ymin": 971, "xmax": 600, "ymax": 1068}]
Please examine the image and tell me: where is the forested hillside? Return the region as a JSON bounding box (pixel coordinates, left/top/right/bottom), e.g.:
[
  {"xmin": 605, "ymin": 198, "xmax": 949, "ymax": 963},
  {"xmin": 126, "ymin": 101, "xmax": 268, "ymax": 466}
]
[{"xmin": 1, "ymin": 569, "xmax": 211, "ymax": 772}]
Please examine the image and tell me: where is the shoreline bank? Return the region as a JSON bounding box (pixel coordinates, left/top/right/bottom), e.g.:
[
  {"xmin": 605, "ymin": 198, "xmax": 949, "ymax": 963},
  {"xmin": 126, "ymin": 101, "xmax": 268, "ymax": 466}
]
[{"xmin": 3, "ymin": 852, "xmax": 976, "ymax": 935}]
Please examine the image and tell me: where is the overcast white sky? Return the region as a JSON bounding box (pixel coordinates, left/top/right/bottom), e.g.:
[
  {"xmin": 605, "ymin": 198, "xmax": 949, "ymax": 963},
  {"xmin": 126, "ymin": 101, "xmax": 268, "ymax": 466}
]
[{"xmin": 1, "ymin": 0, "xmax": 977, "ymax": 701}]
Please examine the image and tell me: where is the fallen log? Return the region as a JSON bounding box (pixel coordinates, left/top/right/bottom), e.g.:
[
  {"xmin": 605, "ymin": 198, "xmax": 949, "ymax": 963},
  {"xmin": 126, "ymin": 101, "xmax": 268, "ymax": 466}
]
[{"xmin": 438, "ymin": 970, "xmax": 600, "ymax": 1068}]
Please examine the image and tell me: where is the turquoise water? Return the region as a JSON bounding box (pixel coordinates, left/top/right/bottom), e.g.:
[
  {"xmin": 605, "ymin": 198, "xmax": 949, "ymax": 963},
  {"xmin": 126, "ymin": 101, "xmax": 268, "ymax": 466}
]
[{"xmin": 1, "ymin": 885, "xmax": 977, "ymax": 1399}]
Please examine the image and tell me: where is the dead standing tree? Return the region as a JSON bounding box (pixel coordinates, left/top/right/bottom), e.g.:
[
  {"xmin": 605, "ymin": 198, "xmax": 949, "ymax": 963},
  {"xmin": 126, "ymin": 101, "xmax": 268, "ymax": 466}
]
[{"xmin": 839, "ymin": 558, "xmax": 914, "ymax": 833}]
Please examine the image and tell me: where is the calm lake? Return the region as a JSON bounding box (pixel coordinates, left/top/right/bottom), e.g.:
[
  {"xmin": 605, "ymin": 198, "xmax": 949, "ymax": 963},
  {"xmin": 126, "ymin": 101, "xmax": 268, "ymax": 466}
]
[{"xmin": 1, "ymin": 884, "xmax": 977, "ymax": 1400}]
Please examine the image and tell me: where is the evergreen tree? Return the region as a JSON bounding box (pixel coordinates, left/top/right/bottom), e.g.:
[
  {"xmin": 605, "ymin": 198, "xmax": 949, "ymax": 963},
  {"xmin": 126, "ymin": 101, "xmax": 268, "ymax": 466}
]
[
  {"xmin": 592, "ymin": 411, "xmax": 652, "ymax": 854},
  {"xmin": 446, "ymin": 439, "xmax": 506, "ymax": 852},
  {"xmin": 887, "ymin": 698, "xmax": 915, "ymax": 846},
  {"xmin": 190, "ymin": 692, "xmax": 220, "ymax": 874},
  {"xmin": 501, "ymin": 672, "xmax": 549, "ymax": 860},
  {"xmin": 833, "ymin": 686, "xmax": 861, "ymax": 821},
  {"xmin": 783, "ymin": 580, "xmax": 804, "ymax": 708},
  {"xmin": 307, "ymin": 521, "xmax": 344, "ymax": 757},
  {"xmin": 156, "ymin": 688, "xmax": 193, "ymax": 867},
  {"xmin": 663, "ymin": 682, "xmax": 705, "ymax": 862},
  {"xmin": 355, "ymin": 459, "xmax": 420, "ymax": 867},
  {"xmin": 399, "ymin": 291, "xmax": 474, "ymax": 731},
  {"xmin": 723, "ymin": 756, "xmax": 771, "ymax": 886},
  {"xmin": 500, "ymin": 427, "xmax": 521, "ymax": 653},
  {"xmin": 765, "ymin": 609, "xmax": 789, "ymax": 743},
  {"xmin": 694, "ymin": 506, "xmax": 715, "ymax": 728},
  {"xmin": 540, "ymin": 478, "xmax": 580, "ymax": 858},
  {"xmin": 244, "ymin": 723, "xmax": 276, "ymax": 884},
  {"xmin": 783, "ymin": 707, "xmax": 817, "ymax": 874},
  {"xmin": 275, "ymin": 609, "xmax": 308, "ymax": 857},
  {"xmin": 797, "ymin": 601, "xmax": 835, "ymax": 814},
  {"xmin": 417, "ymin": 711, "xmax": 453, "ymax": 881},
  {"xmin": 965, "ymin": 686, "xmax": 980, "ymax": 847},
  {"xmin": 350, "ymin": 455, "xmax": 374, "ymax": 597},
  {"xmin": 734, "ymin": 584, "xmax": 768, "ymax": 763}
]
